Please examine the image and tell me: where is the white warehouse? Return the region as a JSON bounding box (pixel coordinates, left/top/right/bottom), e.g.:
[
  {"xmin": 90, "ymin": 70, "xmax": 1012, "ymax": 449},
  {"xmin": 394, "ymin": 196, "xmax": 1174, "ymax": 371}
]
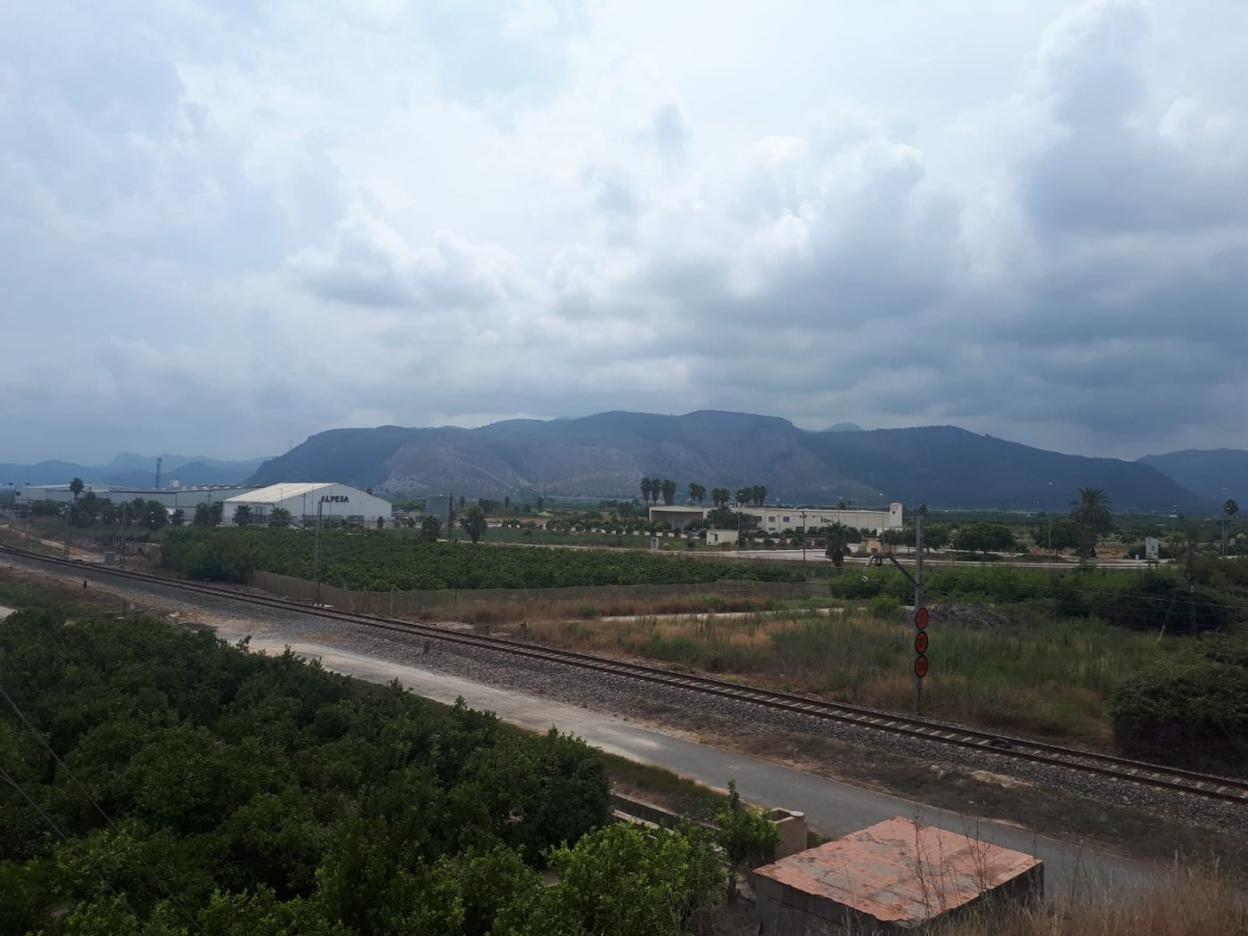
[{"xmin": 220, "ymin": 483, "xmax": 392, "ymax": 528}]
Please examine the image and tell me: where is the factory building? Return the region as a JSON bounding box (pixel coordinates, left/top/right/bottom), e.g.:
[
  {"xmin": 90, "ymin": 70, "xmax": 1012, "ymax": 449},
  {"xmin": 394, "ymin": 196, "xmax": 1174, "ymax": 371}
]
[
  {"xmin": 219, "ymin": 482, "xmax": 392, "ymax": 528},
  {"xmin": 649, "ymin": 502, "xmax": 904, "ymax": 533}
]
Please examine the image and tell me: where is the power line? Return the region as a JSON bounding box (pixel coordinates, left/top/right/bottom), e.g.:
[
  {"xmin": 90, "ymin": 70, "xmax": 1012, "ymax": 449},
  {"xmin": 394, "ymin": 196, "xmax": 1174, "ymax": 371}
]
[
  {"xmin": 0, "ymin": 762, "xmax": 71, "ymax": 844},
  {"xmin": 0, "ymin": 681, "xmax": 206, "ymax": 933}
]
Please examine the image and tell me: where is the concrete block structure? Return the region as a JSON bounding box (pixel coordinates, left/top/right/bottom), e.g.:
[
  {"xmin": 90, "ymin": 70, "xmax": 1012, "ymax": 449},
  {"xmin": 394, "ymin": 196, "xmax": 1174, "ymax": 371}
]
[
  {"xmin": 750, "ymin": 817, "xmax": 1042, "ymax": 934},
  {"xmin": 706, "ymin": 529, "xmax": 738, "ymax": 546}
]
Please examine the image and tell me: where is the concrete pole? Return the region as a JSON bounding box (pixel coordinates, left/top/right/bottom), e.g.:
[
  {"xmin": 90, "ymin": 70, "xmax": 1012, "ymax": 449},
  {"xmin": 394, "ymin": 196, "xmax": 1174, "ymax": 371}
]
[
  {"xmin": 913, "ymin": 506, "xmax": 925, "ymax": 716},
  {"xmin": 313, "ymin": 499, "xmax": 323, "ymax": 606}
]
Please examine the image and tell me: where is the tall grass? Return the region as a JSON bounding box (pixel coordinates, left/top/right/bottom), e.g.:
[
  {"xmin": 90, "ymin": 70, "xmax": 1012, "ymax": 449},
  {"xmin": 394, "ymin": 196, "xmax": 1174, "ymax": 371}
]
[
  {"xmin": 935, "ymin": 864, "xmax": 1244, "ymax": 935},
  {"xmin": 526, "ymin": 610, "xmax": 1174, "ymax": 745}
]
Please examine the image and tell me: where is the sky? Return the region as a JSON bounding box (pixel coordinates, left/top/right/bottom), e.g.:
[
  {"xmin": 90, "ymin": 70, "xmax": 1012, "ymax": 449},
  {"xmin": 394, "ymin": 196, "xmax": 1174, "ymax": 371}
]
[{"xmin": 2, "ymin": 0, "xmax": 1247, "ymax": 464}]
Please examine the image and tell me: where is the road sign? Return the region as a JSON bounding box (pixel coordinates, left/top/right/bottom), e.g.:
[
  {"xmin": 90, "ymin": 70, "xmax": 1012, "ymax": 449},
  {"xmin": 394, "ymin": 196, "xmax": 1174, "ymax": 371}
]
[
  {"xmin": 913, "ymin": 606, "xmax": 929, "ymax": 630},
  {"xmin": 914, "ymin": 655, "xmax": 929, "ymax": 679},
  {"xmin": 914, "ymin": 631, "xmax": 928, "ymax": 654}
]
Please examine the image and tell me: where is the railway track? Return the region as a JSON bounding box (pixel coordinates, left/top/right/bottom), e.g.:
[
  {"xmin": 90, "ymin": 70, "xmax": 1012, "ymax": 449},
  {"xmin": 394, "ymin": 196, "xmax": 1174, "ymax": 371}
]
[{"xmin": 3, "ymin": 542, "xmax": 1247, "ymax": 807}]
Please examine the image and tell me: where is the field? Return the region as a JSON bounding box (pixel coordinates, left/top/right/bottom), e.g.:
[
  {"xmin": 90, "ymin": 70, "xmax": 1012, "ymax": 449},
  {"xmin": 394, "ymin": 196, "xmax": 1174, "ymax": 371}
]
[
  {"xmin": 162, "ymin": 527, "xmax": 809, "ymax": 590},
  {"xmin": 524, "ymin": 606, "xmax": 1175, "ymax": 746}
]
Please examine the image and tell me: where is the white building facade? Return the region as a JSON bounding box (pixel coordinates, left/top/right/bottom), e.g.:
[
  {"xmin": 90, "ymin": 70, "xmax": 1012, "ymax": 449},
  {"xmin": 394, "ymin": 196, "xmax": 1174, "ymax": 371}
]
[
  {"xmin": 649, "ymin": 502, "xmax": 904, "ymax": 533},
  {"xmin": 220, "ymin": 482, "xmax": 392, "ymax": 528}
]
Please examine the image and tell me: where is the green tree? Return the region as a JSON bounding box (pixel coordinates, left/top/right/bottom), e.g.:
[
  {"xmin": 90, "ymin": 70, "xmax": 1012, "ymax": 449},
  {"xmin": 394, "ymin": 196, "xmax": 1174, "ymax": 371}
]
[
  {"xmin": 710, "ymin": 487, "xmax": 730, "ymax": 508},
  {"xmin": 824, "ymin": 522, "xmax": 852, "ymax": 568},
  {"xmin": 233, "ymin": 504, "xmax": 253, "ymax": 527},
  {"xmin": 1070, "ymin": 487, "xmax": 1112, "ymax": 558},
  {"xmin": 268, "ymin": 507, "xmax": 291, "ymax": 528},
  {"xmin": 660, "ymin": 479, "xmax": 676, "ymax": 506},
  {"xmin": 751, "ymin": 485, "xmax": 767, "ymax": 506},
  {"xmin": 69, "ymin": 477, "xmax": 84, "ymax": 500},
  {"xmin": 193, "ymin": 502, "xmax": 212, "ymax": 527},
  {"xmin": 715, "ymin": 780, "xmax": 778, "ymax": 904},
  {"xmin": 687, "ymin": 482, "xmax": 705, "ymax": 505},
  {"xmin": 952, "ymin": 522, "xmax": 1018, "ymax": 557},
  {"xmin": 420, "ymin": 515, "xmax": 442, "ymax": 542},
  {"xmin": 1224, "ymin": 499, "xmax": 1239, "ymax": 556},
  {"xmin": 460, "ymin": 505, "xmax": 488, "ymax": 543},
  {"xmin": 734, "ymin": 487, "xmax": 751, "ymax": 507},
  {"xmin": 170, "ymin": 508, "xmax": 185, "ymax": 527},
  {"xmin": 514, "ymin": 823, "xmax": 722, "ymax": 936}
]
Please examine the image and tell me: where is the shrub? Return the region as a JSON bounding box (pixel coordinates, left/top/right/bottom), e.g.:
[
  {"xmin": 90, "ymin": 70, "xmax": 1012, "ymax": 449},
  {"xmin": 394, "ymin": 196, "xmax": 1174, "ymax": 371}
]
[
  {"xmin": 1098, "ymin": 576, "xmax": 1232, "ymax": 635},
  {"xmin": 1111, "ymin": 643, "xmax": 1248, "ymax": 769}
]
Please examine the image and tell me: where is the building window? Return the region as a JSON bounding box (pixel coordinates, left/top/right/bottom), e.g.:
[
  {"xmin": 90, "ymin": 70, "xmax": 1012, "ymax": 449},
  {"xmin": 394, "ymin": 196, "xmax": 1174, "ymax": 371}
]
[{"xmin": 782, "ymin": 516, "xmax": 790, "ymax": 523}]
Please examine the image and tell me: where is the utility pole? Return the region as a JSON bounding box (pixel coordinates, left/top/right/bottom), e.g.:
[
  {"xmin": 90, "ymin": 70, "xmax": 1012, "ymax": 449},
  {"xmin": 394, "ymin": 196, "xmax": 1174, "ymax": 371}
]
[
  {"xmin": 312, "ymin": 498, "xmax": 323, "ymax": 606},
  {"xmin": 800, "ymin": 510, "xmax": 807, "ymax": 561},
  {"xmin": 155, "ymin": 457, "xmax": 162, "ymax": 489},
  {"xmin": 448, "ymin": 491, "xmax": 455, "ymax": 542},
  {"xmin": 913, "ymin": 506, "xmax": 925, "ymax": 715}
]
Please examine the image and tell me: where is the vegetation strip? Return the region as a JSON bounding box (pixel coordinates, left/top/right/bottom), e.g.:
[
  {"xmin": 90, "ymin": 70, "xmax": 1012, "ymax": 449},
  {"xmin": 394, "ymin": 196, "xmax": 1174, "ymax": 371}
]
[{"xmin": 5, "ymin": 544, "xmax": 1244, "ymax": 806}]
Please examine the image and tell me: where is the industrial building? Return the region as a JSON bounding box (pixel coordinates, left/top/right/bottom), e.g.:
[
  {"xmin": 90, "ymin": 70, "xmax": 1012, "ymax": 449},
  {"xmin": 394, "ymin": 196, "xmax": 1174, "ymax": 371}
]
[
  {"xmin": 649, "ymin": 502, "xmax": 904, "ymax": 533},
  {"xmin": 14, "ymin": 483, "xmax": 252, "ymax": 510},
  {"xmin": 219, "ymin": 482, "xmax": 392, "ymax": 528}
]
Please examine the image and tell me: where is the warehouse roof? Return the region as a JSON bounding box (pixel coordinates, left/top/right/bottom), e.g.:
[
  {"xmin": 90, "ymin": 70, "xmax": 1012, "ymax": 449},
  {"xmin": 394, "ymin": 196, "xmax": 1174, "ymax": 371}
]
[{"xmin": 223, "ymin": 482, "xmax": 339, "ymax": 503}]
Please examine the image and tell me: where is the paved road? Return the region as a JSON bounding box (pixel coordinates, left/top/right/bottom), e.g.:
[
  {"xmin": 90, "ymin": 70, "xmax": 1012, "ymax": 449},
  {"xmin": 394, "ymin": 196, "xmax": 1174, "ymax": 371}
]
[{"xmin": 260, "ymin": 636, "xmax": 1152, "ymax": 903}]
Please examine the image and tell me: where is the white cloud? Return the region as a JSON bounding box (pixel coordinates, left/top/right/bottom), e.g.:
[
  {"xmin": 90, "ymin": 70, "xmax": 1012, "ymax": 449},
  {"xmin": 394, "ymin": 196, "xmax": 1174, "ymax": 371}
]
[{"xmin": 1, "ymin": 0, "xmax": 1246, "ymax": 463}]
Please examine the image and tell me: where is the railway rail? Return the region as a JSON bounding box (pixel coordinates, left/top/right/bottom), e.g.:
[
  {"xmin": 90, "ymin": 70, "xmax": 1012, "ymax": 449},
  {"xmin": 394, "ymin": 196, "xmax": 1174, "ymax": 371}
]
[{"xmin": 3, "ymin": 542, "xmax": 1246, "ymax": 807}]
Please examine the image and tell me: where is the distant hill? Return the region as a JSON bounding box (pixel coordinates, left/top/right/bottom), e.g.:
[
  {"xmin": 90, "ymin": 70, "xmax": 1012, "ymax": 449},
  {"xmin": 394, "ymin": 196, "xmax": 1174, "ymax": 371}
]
[
  {"xmin": 1138, "ymin": 449, "xmax": 1248, "ymax": 506},
  {"xmin": 249, "ymin": 410, "xmax": 1213, "ymax": 513},
  {"xmin": 0, "ymin": 454, "xmax": 269, "ymax": 489}
]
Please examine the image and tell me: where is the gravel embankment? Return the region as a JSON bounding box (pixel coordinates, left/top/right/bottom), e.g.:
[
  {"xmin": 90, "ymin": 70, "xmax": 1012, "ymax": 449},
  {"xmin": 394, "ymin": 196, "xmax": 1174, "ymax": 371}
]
[{"xmin": 4, "ymin": 552, "xmax": 1245, "ymax": 835}]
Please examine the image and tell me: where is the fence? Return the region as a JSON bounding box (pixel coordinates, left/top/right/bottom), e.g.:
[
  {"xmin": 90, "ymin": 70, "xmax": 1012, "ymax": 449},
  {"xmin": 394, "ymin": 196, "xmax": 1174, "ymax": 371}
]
[{"xmin": 248, "ymin": 569, "xmax": 828, "ymax": 616}]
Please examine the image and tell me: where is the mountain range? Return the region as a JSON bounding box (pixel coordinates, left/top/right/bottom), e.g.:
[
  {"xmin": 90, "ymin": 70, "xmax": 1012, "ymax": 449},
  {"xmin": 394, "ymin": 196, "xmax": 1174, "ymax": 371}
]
[
  {"xmin": 245, "ymin": 410, "xmax": 1240, "ymax": 513},
  {"xmin": 0, "ymin": 453, "xmax": 269, "ymax": 489}
]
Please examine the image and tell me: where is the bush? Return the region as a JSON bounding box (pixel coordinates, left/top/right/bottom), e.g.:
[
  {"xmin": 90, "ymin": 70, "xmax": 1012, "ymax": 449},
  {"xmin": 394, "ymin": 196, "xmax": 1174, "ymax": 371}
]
[
  {"xmin": 1097, "ymin": 576, "xmax": 1232, "ymax": 635},
  {"xmin": 1111, "ymin": 644, "xmax": 1248, "ymax": 769}
]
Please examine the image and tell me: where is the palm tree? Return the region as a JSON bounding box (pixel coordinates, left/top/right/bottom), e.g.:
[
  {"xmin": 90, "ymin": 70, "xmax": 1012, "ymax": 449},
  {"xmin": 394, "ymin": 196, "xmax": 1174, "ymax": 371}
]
[
  {"xmin": 711, "ymin": 487, "xmax": 729, "ymax": 508},
  {"xmin": 1070, "ymin": 487, "xmax": 1112, "ymax": 558},
  {"xmin": 752, "ymin": 485, "xmax": 767, "ymax": 506},
  {"xmin": 735, "ymin": 487, "xmax": 751, "ymax": 507},
  {"xmin": 640, "ymin": 478, "xmax": 654, "ymax": 504},
  {"xmin": 660, "ymin": 479, "xmax": 677, "ymax": 506},
  {"xmin": 1224, "ymin": 498, "xmax": 1239, "ymax": 556},
  {"xmin": 69, "ymin": 477, "xmax": 84, "ymax": 501},
  {"xmin": 687, "ymin": 482, "xmax": 706, "ymax": 505},
  {"xmin": 825, "ymin": 522, "xmax": 851, "ymax": 570}
]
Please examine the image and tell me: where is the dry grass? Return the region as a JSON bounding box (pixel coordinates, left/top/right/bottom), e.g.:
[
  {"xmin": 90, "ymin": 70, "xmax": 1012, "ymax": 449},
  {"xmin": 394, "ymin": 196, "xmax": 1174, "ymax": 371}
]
[
  {"xmin": 934, "ymin": 864, "xmax": 1245, "ymax": 936},
  {"xmin": 423, "ymin": 593, "xmax": 787, "ymax": 625},
  {"xmin": 518, "ymin": 609, "xmax": 1172, "ymax": 746}
]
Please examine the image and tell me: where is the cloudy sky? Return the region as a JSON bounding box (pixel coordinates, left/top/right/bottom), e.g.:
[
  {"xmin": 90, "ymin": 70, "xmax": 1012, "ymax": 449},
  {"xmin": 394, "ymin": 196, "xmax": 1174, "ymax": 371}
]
[{"xmin": 3, "ymin": 0, "xmax": 1246, "ymax": 463}]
